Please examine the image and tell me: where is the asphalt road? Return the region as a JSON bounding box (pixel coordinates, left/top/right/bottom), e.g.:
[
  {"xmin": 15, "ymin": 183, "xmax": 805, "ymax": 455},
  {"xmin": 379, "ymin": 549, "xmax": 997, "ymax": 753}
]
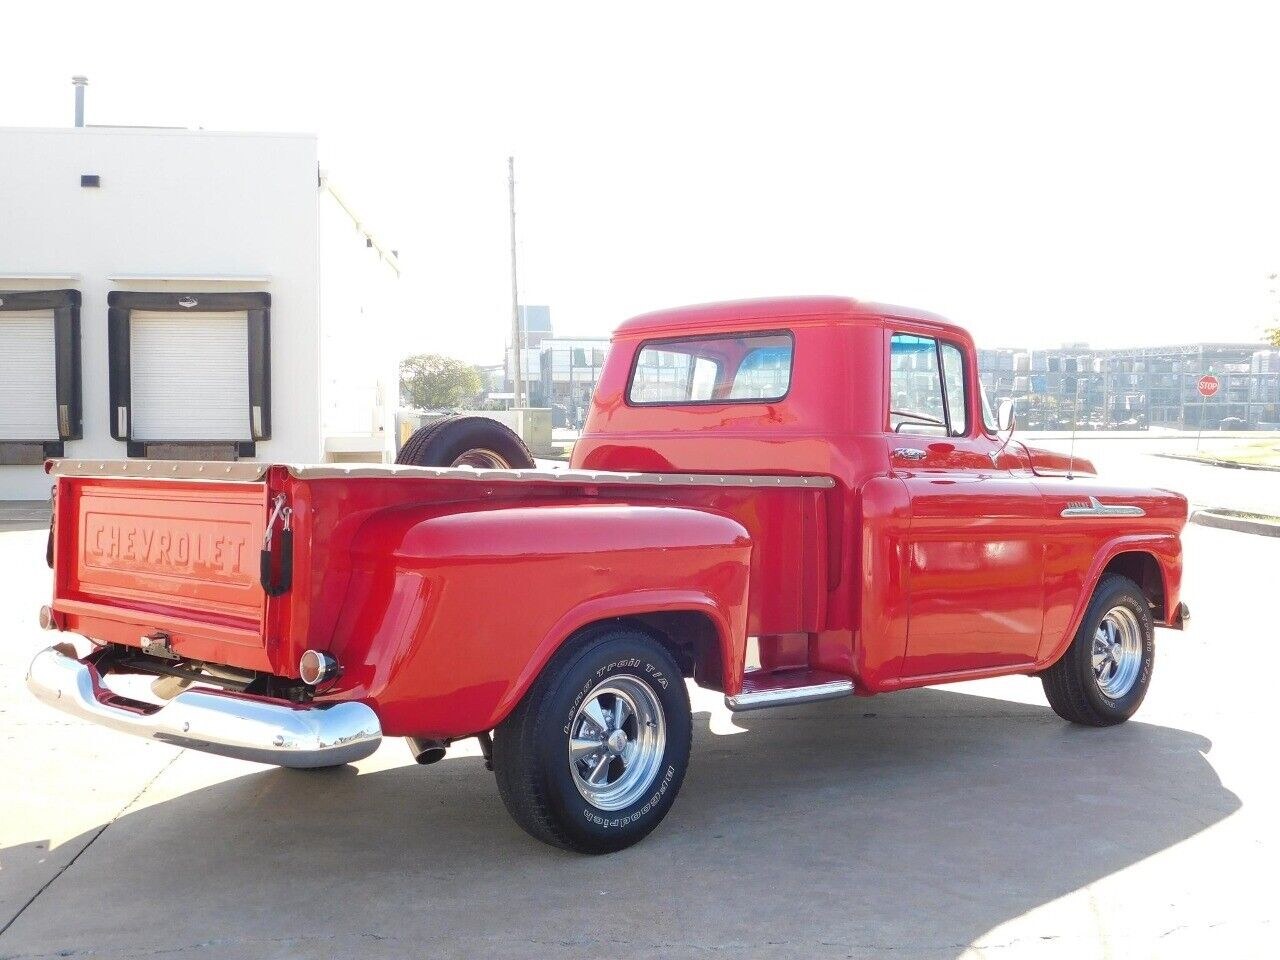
[{"xmin": 1, "ymin": 455, "xmax": 1275, "ymax": 959}]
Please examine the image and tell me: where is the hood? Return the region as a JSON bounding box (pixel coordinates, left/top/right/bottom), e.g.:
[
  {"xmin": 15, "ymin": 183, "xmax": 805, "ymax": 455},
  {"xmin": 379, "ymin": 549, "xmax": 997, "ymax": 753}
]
[{"xmin": 1014, "ymin": 441, "xmax": 1096, "ymax": 478}]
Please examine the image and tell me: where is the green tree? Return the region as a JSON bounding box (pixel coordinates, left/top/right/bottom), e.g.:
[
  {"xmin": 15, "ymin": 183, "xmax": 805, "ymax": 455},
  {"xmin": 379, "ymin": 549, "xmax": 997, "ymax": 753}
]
[
  {"xmin": 400, "ymin": 353, "xmax": 484, "ymax": 409},
  {"xmin": 1267, "ymin": 327, "xmax": 1280, "ymax": 348}
]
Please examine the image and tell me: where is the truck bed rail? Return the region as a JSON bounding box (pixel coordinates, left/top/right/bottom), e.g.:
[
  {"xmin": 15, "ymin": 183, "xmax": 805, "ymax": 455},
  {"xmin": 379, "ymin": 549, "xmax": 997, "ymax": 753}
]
[{"xmin": 48, "ymin": 459, "xmax": 836, "ymax": 489}]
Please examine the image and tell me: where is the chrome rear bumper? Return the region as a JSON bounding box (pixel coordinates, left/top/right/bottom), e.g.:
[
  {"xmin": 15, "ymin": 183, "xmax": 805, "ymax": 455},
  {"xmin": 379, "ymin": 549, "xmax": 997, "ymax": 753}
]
[{"xmin": 26, "ymin": 646, "xmax": 382, "ymax": 768}]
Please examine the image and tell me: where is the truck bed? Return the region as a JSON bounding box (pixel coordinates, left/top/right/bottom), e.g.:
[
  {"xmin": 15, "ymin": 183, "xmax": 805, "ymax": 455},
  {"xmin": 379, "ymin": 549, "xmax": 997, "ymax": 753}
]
[{"xmin": 47, "ymin": 460, "xmax": 837, "ymax": 691}]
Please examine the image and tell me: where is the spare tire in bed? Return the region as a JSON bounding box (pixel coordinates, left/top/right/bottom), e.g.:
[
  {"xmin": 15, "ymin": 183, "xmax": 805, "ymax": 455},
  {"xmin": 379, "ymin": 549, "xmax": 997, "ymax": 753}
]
[{"xmin": 396, "ymin": 415, "xmax": 536, "ymax": 469}]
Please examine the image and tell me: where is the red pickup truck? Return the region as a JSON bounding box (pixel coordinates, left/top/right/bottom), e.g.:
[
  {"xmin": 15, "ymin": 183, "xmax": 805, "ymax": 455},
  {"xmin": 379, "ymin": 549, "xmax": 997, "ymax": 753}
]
[{"xmin": 29, "ymin": 296, "xmax": 1189, "ymax": 853}]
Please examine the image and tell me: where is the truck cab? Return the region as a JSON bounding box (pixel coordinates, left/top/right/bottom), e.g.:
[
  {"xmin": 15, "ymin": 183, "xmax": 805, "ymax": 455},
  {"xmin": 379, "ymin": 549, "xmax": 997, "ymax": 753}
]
[{"xmin": 576, "ymin": 296, "xmax": 1184, "ymax": 691}]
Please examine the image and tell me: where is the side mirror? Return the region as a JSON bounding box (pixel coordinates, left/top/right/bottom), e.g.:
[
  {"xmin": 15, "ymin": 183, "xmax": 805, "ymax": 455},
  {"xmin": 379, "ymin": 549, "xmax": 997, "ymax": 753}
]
[{"xmin": 997, "ymin": 399, "xmax": 1016, "ymax": 433}]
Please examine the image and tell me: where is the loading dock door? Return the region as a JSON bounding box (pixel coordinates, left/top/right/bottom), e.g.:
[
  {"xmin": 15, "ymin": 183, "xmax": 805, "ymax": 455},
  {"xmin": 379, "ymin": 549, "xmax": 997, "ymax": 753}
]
[
  {"xmin": 0, "ymin": 312, "xmax": 59, "ymax": 440},
  {"xmin": 129, "ymin": 311, "xmax": 251, "ymax": 441}
]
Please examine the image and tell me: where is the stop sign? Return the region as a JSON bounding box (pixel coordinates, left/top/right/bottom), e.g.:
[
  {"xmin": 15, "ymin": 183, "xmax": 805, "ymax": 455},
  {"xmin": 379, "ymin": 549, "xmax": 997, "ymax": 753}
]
[{"xmin": 1197, "ymin": 374, "xmax": 1220, "ymax": 398}]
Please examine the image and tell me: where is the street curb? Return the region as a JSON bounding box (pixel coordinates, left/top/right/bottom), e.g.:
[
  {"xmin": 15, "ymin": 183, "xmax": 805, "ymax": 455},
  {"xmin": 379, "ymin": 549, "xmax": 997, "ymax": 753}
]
[
  {"xmin": 1190, "ymin": 509, "xmax": 1280, "ymax": 538},
  {"xmin": 1154, "ymin": 453, "xmax": 1280, "ymax": 473}
]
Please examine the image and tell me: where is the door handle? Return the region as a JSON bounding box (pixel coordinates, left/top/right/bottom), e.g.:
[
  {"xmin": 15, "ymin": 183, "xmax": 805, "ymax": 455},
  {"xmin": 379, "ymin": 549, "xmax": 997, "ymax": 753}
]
[{"xmin": 892, "ymin": 447, "xmax": 927, "ymax": 461}]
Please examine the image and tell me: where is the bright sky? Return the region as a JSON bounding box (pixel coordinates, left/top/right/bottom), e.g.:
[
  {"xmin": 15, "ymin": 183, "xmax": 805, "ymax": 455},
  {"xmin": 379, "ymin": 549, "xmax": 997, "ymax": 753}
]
[{"xmin": 4, "ymin": 1, "xmax": 1278, "ymax": 363}]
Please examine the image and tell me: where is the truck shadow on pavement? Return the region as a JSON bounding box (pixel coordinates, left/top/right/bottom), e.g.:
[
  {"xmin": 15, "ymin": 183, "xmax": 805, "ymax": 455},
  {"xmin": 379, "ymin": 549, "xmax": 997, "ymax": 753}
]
[{"xmin": 1, "ymin": 686, "xmax": 1239, "ymax": 959}]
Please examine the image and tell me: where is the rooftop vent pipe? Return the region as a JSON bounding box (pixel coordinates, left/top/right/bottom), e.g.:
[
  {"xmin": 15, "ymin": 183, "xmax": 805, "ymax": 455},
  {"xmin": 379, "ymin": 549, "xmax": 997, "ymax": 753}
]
[{"xmin": 72, "ymin": 76, "xmax": 88, "ymax": 127}]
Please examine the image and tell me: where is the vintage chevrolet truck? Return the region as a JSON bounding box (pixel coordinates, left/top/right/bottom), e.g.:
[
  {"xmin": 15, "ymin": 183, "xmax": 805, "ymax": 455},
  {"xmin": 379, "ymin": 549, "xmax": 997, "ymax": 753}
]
[{"xmin": 28, "ymin": 296, "xmax": 1189, "ymax": 853}]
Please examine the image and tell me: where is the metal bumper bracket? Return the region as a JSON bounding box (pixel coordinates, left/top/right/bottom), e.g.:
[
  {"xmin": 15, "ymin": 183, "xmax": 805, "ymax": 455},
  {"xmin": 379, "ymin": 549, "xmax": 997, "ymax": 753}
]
[{"xmin": 26, "ymin": 646, "xmax": 382, "ymax": 768}]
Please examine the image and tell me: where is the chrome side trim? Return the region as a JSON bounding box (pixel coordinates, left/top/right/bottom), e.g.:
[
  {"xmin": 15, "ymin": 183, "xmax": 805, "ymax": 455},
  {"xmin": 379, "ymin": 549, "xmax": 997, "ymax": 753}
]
[
  {"xmin": 1060, "ymin": 496, "xmax": 1146, "ymax": 518},
  {"xmin": 48, "ymin": 459, "xmax": 836, "ymax": 489},
  {"xmin": 725, "ymin": 679, "xmax": 854, "ymax": 712},
  {"xmin": 26, "ymin": 646, "xmax": 382, "ymax": 768}
]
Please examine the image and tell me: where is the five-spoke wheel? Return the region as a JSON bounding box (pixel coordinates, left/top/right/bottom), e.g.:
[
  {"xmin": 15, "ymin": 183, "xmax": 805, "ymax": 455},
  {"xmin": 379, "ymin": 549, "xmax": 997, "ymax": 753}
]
[
  {"xmin": 1091, "ymin": 605, "xmax": 1144, "ymax": 699},
  {"xmin": 568, "ymin": 676, "xmax": 667, "ymax": 811},
  {"xmin": 492, "ymin": 626, "xmax": 691, "ymax": 854}
]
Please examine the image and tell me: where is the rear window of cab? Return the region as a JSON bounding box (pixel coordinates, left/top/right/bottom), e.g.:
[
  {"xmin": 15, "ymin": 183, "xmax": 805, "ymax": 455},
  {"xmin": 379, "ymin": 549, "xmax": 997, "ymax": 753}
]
[{"xmin": 627, "ymin": 331, "xmax": 794, "ymax": 405}]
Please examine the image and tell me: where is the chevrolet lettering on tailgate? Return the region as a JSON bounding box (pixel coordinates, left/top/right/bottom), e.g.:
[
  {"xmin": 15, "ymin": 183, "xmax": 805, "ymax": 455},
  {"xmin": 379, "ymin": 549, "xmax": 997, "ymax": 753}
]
[{"xmin": 85, "ymin": 514, "xmax": 252, "ymax": 580}]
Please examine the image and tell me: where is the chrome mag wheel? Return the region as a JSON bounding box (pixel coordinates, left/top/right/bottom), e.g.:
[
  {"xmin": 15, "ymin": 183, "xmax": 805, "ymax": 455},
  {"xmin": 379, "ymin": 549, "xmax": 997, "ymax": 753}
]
[
  {"xmin": 450, "ymin": 448, "xmax": 512, "ymax": 469},
  {"xmin": 1092, "ymin": 605, "xmax": 1144, "ymax": 699},
  {"xmin": 568, "ymin": 676, "xmax": 667, "ymax": 811}
]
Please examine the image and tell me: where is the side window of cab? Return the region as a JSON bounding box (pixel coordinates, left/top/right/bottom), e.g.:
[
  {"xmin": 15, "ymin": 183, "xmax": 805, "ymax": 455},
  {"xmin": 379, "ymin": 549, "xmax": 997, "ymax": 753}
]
[{"xmin": 889, "ymin": 333, "xmax": 969, "ymax": 437}]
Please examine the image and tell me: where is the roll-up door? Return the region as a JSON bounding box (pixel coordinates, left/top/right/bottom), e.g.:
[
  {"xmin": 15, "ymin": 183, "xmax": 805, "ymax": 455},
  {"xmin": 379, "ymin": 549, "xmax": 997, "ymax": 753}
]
[
  {"xmin": 129, "ymin": 311, "xmax": 250, "ymax": 441},
  {"xmin": 0, "ymin": 312, "xmax": 59, "ymax": 440}
]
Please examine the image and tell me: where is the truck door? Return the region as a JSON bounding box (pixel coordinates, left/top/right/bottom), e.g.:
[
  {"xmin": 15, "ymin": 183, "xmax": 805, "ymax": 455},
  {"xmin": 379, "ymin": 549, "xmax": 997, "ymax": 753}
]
[{"xmin": 885, "ymin": 330, "xmax": 1047, "ymax": 678}]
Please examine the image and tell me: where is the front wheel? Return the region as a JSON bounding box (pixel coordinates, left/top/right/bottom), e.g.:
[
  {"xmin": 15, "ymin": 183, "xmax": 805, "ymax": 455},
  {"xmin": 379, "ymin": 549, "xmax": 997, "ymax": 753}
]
[
  {"xmin": 1040, "ymin": 573, "xmax": 1154, "ymax": 726},
  {"xmin": 492, "ymin": 627, "xmax": 691, "ymax": 854}
]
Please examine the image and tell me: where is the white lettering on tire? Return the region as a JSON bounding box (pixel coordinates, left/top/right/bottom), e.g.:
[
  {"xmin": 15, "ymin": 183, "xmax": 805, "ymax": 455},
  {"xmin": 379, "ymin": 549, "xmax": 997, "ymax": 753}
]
[{"xmin": 583, "ymin": 764, "xmax": 676, "ymax": 827}]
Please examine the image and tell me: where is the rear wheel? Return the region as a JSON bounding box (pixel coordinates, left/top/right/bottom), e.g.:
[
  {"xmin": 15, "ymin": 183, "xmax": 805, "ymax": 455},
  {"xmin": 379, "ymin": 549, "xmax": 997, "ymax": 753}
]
[
  {"xmin": 1040, "ymin": 573, "xmax": 1154, "ymax": 726},
  {"xmin": 492, "ymin": 627, "xmax": 691, "ymax": 854},
  {"xmin": 396, "ymin": 415, "xmax": 535, "ymax": 469}
]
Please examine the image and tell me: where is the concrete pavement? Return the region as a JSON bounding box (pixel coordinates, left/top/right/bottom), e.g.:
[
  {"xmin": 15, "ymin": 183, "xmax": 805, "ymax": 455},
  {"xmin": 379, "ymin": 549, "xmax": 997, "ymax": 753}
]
[
  {"xmin": 0, "ymin": 504, "xmax": 48, "ymax": 531},
  {"xmin": 1, "ymin": 461, "xmax": 1276, "ymax": 958}
]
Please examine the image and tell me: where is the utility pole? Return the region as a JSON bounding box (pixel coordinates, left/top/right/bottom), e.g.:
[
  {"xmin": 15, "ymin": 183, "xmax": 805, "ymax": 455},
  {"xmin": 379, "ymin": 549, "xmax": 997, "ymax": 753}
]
[{"xmin": 508, "ymin": 156, "xmax": 523, "ymax": 409}]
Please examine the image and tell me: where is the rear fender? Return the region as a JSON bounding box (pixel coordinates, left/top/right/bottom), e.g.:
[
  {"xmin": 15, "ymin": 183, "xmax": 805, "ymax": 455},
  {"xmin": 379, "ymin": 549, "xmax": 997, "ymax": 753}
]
[
  {"xmin": 321, "ymin": 500, "xmax": 752, "ymax": 738},
  {"xmin": 491, "ymin": 588, "xmax": 745, "ymax": 731}
]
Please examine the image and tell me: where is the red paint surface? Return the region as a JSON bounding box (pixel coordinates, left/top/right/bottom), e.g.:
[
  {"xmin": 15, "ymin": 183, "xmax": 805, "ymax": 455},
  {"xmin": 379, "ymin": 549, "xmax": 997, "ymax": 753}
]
[
  {"xmin": 52, "ymin": 479, "xmax": 273, "ymax": 671},
  {"xmin": 48, "ymin": 296, "xmax": 1188, "ymax": 740}
]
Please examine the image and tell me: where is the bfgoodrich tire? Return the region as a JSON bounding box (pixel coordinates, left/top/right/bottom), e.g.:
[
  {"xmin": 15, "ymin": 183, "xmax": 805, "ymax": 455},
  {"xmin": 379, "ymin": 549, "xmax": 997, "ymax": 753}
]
[
  {"xmin": 396, "ymin": 415, "xmax": 535, "ymax": 469},
  {"xmin": 1040, "ymin": 573, "xmax": 1155, "ymax": 726},
  {"xmin": 492, "ymin": 627, "xmax": 692, "ymax": 854}
]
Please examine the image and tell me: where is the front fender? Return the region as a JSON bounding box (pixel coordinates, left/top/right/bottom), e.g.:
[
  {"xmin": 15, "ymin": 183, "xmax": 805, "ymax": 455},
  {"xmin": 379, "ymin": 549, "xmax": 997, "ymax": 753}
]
[
  {"xmin": 1037, "ymin": 532, "xmax": 1182, "ymax": 669},
  {"xmin": 320, "ymin": 500, "xmax": 751, "ymax": 738}
]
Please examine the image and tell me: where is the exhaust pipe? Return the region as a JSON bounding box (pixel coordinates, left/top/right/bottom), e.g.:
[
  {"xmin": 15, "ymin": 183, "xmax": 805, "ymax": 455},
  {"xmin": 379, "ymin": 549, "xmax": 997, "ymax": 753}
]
[
  {"xmin": 151, "ymin": 675, "xmax": 192, "ymax": 701},
  {"xmin": 72, "ymin": 75, "xmax": 88, "ymax": 127},
  {"xmin": 406, "ymin": 737, "xmax": 447, "ymax": 765}
]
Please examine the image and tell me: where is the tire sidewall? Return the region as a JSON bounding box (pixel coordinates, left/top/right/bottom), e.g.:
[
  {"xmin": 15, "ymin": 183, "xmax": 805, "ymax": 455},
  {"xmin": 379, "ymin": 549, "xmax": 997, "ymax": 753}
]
[
  {"xmin": 1077, "ymin": 579, "xmax": 1154, "ymax": 720},
  {"xmin": 430, "ymin": 417, "xmax": 530, "ymax": 468},
  {"xmin": 398, "ymin": 416, "xmax": 535, "ymax": 469},
  {"xmin": 536, "ymin": 635, "xmax": 691, "ymax": 851}
]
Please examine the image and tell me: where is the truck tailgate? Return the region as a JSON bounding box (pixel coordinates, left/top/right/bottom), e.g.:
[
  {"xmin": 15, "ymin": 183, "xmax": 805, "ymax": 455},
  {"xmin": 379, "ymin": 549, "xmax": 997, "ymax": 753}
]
[{"xmin": 50, "ymin": 473, "xmax": 275, "ymax": 671}]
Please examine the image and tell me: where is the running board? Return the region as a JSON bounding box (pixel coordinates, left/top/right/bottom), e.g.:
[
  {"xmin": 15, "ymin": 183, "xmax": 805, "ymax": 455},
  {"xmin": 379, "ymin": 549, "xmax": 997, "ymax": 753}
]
[{"xmin": 725, "ymin": 669, "xmax": 855, "ymax": 712}]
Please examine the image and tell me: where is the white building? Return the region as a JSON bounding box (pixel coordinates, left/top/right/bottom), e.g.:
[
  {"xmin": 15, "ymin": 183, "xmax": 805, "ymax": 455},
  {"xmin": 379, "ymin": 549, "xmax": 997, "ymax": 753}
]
[
  {"xmin": 540, "ymin": 336, "xmax": 611, "ymax": 427},
  {"xmin": 0, "ymin": 125, "xmax": 400, "ymax": 500}
]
